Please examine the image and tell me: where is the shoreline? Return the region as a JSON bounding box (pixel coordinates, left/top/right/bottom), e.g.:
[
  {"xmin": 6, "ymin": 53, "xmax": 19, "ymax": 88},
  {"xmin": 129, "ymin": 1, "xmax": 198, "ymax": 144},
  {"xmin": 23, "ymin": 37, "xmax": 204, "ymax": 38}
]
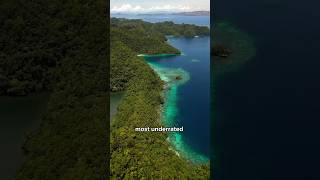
[
  {"xmin": 110, "ymin": 91, "xmax": 125, "ymax": 120},
  {"xmin": 137, "ymin": 53, "xmax": 180, "ymax": 58},
  {"xmin": 144, "ymin": 56, "xmax": 209, "ymax": 164}
]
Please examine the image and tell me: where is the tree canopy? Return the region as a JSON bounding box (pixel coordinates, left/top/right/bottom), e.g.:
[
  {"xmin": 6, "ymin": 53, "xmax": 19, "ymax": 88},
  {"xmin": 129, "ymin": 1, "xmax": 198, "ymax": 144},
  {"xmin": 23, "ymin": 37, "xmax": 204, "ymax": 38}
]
[
  {"xmin": 110, "ymin": 18, "xmax": 210, "ymax": 179},
  {"xmin": 0, "ymin": 0, "xmax": 108, "ymax": 179}
]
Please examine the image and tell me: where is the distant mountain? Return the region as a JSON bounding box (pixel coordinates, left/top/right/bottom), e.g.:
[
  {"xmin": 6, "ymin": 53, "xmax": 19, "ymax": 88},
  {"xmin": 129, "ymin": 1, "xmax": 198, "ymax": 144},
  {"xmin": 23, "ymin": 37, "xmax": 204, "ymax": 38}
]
[
  {"xmin": 172, "ymin": 11, "xmax": 210, "ymax": 16},
  {"xmin": 111, "ymin": 11, "xmax": 210, "ymax": 17},
  {"xmin": 137, "ymin": 12, "xmax": 170, "ymax": 16}
]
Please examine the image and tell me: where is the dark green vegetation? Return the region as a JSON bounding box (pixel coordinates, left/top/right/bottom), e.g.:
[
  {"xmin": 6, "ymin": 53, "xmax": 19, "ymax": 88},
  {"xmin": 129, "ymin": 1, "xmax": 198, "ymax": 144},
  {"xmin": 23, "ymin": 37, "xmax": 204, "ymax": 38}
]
[
  {"xmin": 111, "ymin": 18, "xmax": 209, "ymax": 55},
  {"xmin": 111, "ymin": 18, "xmax": 209, "ymax": 179},
  {"xmin": 110, "ymin": 18, "xmax": 209, "ymax": 92},
  {"xmin": 111, "ymin": 19, "xmax": 179, "ymax": 55},
  {"xmin": 1, "ymin": 0, "xmax": 108, "ymax": 179}
]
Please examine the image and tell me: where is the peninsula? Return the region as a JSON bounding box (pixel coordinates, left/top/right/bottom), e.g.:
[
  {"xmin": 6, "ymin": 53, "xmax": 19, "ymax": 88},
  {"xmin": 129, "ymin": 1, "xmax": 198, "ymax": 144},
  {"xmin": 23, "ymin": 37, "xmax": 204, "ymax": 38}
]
[{"xmin": 110, "ymin": 18, "xmax": 210, "ymax": 179}]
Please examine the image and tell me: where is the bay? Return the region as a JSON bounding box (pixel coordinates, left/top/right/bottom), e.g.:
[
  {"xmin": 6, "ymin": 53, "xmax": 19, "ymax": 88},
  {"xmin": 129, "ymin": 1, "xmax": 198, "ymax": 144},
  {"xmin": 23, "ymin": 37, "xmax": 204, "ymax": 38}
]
[{"xmin": 145, "ymin": 36, "xmax": 210, "ymax": 163}]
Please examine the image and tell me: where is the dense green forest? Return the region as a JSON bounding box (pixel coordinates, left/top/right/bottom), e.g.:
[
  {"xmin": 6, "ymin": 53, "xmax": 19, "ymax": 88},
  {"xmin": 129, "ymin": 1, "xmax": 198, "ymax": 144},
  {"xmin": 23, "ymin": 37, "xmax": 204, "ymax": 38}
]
[
  {"xmin": 111, "ymin": 18, "xmax": 209, "ymax": 38},
  {"xmin": 1, "ymin": 0, "xmax": 108, "ymax": 179},
  {"xmin": 110, "ymin": 18, "xmax": 210, "ymax": 179},
  {"xmin": 110, "ymin": 18, "xmax": 209, "ymax": 92},
  {"xmin": 0, "ymin": 0, "xmax": 210, "ymax": 177}
]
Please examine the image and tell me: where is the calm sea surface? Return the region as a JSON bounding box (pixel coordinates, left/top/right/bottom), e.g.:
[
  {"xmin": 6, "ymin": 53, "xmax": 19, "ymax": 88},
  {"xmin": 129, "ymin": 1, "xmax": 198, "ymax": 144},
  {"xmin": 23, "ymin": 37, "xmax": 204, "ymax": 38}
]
[
  {"xmin": 212, "ymin": 0, "xmax": 320, "ymax": 179},
  {"xmin": 0, "ymin": 94, "xmax": 49, "ymax": 179},
  {"xmin": 110, "ymin": 14, "xmax": 211, "ymax": 161},
  {"xmin": 145, "ymin": 36, "xmax": 211, "ymax": 161}
]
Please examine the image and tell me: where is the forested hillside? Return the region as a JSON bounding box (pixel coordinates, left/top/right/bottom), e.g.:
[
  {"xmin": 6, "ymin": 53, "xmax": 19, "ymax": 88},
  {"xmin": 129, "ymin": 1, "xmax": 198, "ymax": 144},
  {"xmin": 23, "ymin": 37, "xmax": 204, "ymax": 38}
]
[
  {"xmin": 110, "ymin": 18, "xmax": 209, "ymax": 92},
  {"xmin": 110, "ymin": 18, "xmax": 210, "ymax": 179},
  {"xmin": 1, "ymin": 0, "xmax": 108, "ymax": 179}
]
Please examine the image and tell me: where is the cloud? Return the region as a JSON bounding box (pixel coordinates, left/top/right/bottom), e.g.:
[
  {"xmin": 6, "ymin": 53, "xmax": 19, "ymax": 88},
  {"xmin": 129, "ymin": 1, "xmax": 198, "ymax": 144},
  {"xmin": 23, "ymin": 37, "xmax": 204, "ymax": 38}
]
[
  {"xmin": 111, "ymin": 4, "xmax": 193, "ymax": 13},
  {"xmin": 111, "ymin": 4, "xmax": 142, "ymax": 13},
  {"xmin": 150, "ymin": 5, "xmax": 191, "ymax": 11}
]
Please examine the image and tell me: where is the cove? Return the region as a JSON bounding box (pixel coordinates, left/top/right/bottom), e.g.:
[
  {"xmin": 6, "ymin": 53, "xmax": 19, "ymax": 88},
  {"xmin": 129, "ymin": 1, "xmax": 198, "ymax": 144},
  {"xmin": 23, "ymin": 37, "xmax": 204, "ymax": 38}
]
[
  {"xmin": 143, "ymin": 36, "xmax": 210, "ymax": 163},
  {"xmin": 110, "ymin": 92, "xmax": 125, "ymax": 120},
  {"xmin": 0, "ymin": 93, "xmax": 49, "ymax": 179}
]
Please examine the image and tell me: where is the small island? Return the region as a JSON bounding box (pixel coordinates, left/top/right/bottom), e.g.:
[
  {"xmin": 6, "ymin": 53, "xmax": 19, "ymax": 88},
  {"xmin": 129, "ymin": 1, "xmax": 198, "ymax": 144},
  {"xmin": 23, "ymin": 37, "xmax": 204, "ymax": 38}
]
[
  {"xmin": 212, "ymin": 44, "xmax": 232, "ymax": 58},
  {"xmin": 175, "ymin": 75, "xmax": 182, "ymax": 80},
  {"xmin": 211, "ymin": 22, "xmax": 256, "ymax": 73},
  {"xmin": 172, "ymin": 11, "xmax": 210, "ymax": 16}
]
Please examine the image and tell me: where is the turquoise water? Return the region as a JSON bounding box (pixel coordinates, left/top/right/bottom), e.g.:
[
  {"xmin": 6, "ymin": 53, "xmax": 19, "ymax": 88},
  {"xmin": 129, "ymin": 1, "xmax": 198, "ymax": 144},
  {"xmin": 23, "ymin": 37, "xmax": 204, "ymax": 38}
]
[
  {"xmin": 144, "ymin": 36, "xmax": 210, "ymax": 163},
  {"xmin": 114, "ymin": 12, "xmax": 211, "ymax": 164}
]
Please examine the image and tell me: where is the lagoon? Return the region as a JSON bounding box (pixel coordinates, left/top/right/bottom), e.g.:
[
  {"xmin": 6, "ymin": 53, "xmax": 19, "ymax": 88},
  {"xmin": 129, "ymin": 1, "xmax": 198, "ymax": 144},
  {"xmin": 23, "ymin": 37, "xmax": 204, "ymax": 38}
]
[
  {"xmin": 109, "ymin": 14, "xmax": 211, "ymax": 163},
  {"xmin": 144, "ymin": 36, "xmax": 210, "ymax": 163}
]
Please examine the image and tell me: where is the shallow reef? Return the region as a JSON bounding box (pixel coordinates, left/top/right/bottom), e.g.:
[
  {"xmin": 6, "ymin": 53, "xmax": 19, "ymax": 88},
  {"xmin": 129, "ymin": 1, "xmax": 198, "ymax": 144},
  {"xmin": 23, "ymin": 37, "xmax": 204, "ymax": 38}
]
[
  {"xmin": 147, "ymin": 61, "xmax": 209, "ymax": 164},
  {"xmin": 212, "ymin": 22, "xmax": 256, "ymax": 74}
]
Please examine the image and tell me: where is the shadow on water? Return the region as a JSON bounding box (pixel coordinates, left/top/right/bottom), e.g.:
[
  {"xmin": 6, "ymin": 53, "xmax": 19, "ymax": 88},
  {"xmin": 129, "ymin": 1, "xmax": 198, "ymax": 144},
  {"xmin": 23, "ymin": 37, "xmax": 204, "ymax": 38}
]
[
  {"xmin": 0, "ymin": 93, "xmax": 49, "ymax": 179},
  {"xmin": 110, "ymin": 92, "xmax": 125, "ymax": 120}
]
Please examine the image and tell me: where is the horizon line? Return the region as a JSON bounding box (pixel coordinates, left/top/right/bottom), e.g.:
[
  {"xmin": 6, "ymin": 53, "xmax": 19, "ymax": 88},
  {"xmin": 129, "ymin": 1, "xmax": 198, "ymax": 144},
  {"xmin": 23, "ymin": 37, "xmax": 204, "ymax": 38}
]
[{"xmin": 111, "ymin": 10, "xmax": 210, "ymax": 14}]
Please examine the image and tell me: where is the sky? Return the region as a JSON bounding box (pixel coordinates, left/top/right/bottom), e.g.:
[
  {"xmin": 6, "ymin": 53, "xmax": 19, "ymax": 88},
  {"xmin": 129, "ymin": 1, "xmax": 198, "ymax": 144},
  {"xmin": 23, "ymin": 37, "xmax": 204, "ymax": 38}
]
[{"xmin": 110, "ymin": 0, "xmax": 210, "ymax": 13}]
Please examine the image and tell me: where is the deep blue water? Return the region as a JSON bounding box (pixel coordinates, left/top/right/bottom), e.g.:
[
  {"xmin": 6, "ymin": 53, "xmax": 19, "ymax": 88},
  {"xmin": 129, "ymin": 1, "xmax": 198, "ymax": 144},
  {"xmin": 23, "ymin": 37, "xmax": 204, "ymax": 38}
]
[
  {"xmin": 112, "ymin": 14, "xmax": 211, "ymax": 161},
  {"xmin": 212, "ymin": 0, "xmax": 320, "ymax": 179},
  {"xmin": 111, "ymin": 14, "xmax": 210, "ymax": 27},
  {"xmin": 146, "ymin": 36, "xmax": 211, "ymax": 160}
]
